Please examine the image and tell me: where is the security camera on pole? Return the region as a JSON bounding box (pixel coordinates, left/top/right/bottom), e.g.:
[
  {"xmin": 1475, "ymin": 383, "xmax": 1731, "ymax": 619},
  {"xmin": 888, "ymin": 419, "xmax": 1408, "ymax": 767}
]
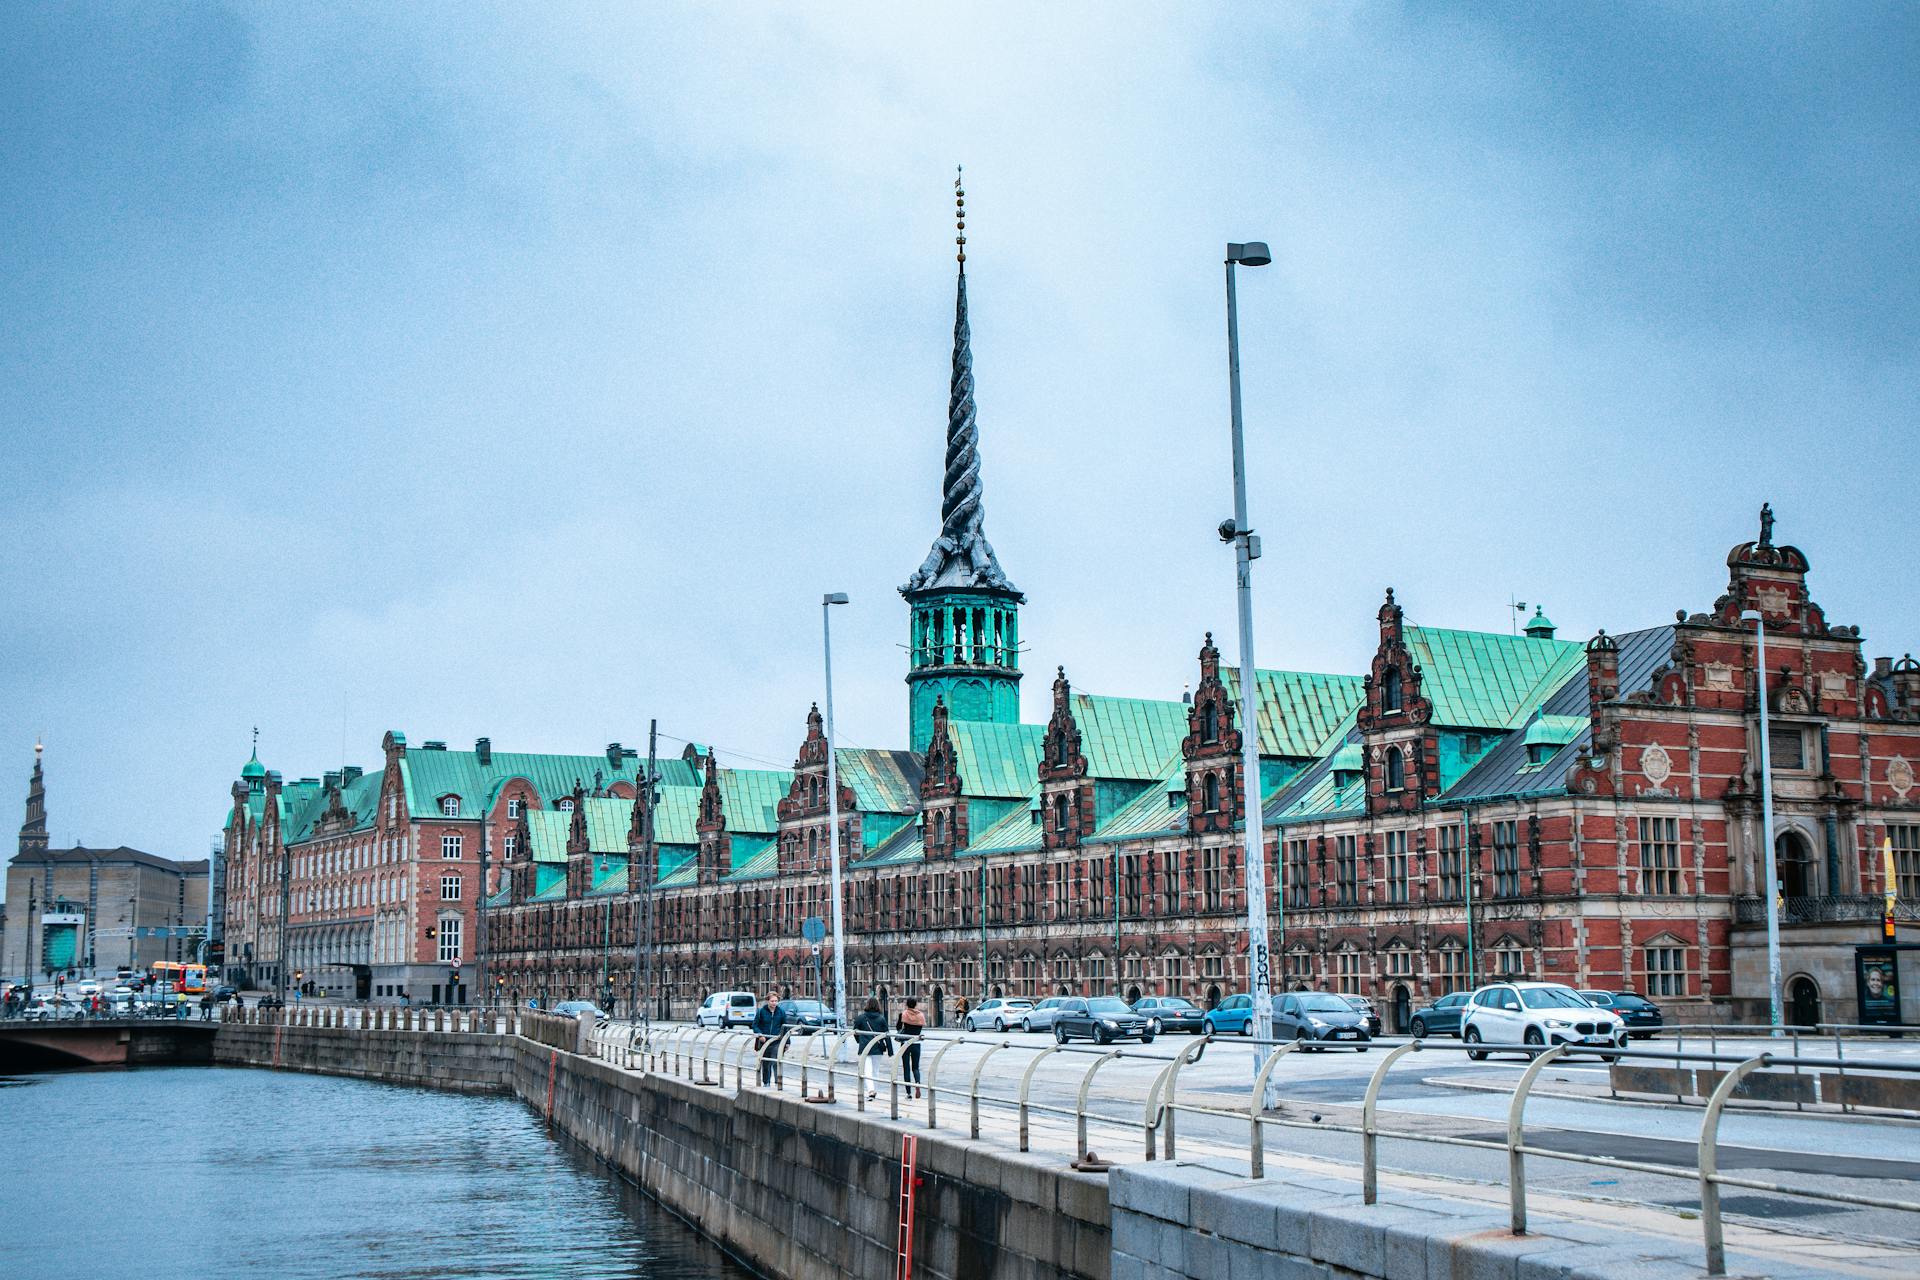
[{"xmin": 1220, "ymin": 241, "xmax": 1277, "ymax": 1081}]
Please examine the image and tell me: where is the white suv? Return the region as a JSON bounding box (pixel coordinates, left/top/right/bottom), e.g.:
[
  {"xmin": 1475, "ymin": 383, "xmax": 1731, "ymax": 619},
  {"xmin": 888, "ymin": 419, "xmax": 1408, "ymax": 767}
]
[
  {"xmin": 695, "ymin": 991, "xmax": 758, "ymax": 1028},
  {"xmin": 1462, "ymin": 981, "xmax": 1626, "ymax": 1059}
]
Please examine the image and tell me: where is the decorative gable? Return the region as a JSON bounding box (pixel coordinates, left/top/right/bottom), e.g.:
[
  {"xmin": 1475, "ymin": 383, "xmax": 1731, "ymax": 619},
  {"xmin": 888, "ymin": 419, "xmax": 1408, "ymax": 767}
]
[
  {"xmin": 920, "ymin": 697, "xmax": 968, "ymax": 858},
  {"xmin": 694, "ymin": 752, "xmax": 731, "ymax": 884},
  {"xmin": 1356, "ymin": 589, "xmax": 1438, "ymax": 815},
  {"xmin": 1039, "ymin": 668, "xmax": 1092, "ymax": 849},
  {"xmin": 1181, "ymin": 633, "xmax": 1243, "ymax": 834}
]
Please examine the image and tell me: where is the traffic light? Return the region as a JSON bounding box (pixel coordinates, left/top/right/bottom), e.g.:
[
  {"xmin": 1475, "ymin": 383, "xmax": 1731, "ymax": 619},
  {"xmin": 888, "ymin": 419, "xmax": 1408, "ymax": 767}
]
[{"xmin": 425, "ymin": 925, "xmax": 437, "ymax": 940}]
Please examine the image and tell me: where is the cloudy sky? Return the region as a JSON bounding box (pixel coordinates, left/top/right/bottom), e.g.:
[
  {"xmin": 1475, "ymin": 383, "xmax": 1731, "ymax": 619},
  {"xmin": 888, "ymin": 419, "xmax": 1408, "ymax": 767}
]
[{"xmin": 2, "ymin": 4, "xmax": 1913, "ymax": 862}]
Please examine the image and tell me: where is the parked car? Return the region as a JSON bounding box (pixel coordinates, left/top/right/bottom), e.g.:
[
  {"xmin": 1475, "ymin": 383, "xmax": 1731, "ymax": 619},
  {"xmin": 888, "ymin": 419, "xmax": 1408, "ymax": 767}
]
[
  {"xmin": 1204, "ymin": 994, "xmax": 1256, "ymax": 1036},
  {"xmin": 776, "ymin": 999, "xmax": 838, "ymax": 1034},
  {"xmin": 1579, "ymin": 990, "xmax": 1664, "ymax": 1038},
  {"xmin": 963, "ymin": 998, "xmax": 1034, "ymax": 1032},
  {"xmin": 1055, "ymin": 996, "xmax": 1156, "ymax": 1044},
  {"xmin": 1021, "ymin": 997, "xmax": 1072, "ymax": 1033},
  {"xmin": 1275, "ymin": 992, "xmax": 1372, "ymax": 1050},
  {"xmin": 1409, "ymin": 991, "xmax": 1471, "ymax": 1039},
  {"xmin": 550, "ymin": 1000, "xmax": 608, "ymax": 1021},
  {"xmin": 695, "ymin": 991, "xmax": 759, "ymax": 1029},
  {"xmin": 1339, "ymin": 995, "xmax": 1382, "ymax": 1037},
  {"xmin": 1132, "ymin": 996, "xmax": 1206, "ymax": 1036},
  {"xmin": 1462, "ymin": 982, "xmax": 1626, "ymax": 1060}
]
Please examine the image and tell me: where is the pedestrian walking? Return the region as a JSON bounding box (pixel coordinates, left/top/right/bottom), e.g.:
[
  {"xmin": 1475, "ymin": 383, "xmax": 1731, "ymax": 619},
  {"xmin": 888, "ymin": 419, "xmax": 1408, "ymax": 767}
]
[
  {"xmin": 751, "ymin": 992, "xmax": 788, "ymax": 1086},
  {"xmin": 853, "ymin": 998, "xmax": 892, "ymax": 1099},
  {"xmin": 200, "ymin": 992, "xmax": 214, "ymax": 1021},
  {"xmin": 896, "ymin": 997, "xmax": 926, "ymax": 1098}
]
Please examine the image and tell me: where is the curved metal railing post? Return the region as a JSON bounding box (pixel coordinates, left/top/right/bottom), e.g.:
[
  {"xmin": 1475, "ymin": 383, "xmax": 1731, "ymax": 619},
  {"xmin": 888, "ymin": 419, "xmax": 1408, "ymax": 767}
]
[
  {"xmin": 1361, "ymin": 1041, "xmax": 1422, "ymax": 1203},
  {"xmin": 730, "ymin": 1032, "xmax": 756, "ymax": 1089},
  {"xmin": 1506, "ymin": 1044, "xmax": 1572, "ymax": 1233},
  {"xmin": 1017, "ymin": 1045, "xmax": 1066, "ymax": 1152},
  {"xmin": 1701, "ymin": 1054, "xmax": 1772, "ymax": 1276},
  {"xmin": 924, "ymin": 1035, "xmax": 973, "ymax": 1130},
  {"xmin": 1247, "ymin": 1040, "xmax": 1300, "ymax": 1178},
  {"xmin": 1154, "ymin": 1037, "xmax": 1211, "ymax": 1160},
  {"xmin": 770, "ymin": 1028, "xmax": 800, "ymax": 1092},
  {"xmin": 968, "ymin": 1040, "xmax": 1011, "ymax": 1139},
  {"xmin": 888, "ymin": 1032, "xmax": 908, "ymax": 1119},
  {"xmin": 1075, "ymin": 1048, "xmax": 1127, "ymax": 1162}
]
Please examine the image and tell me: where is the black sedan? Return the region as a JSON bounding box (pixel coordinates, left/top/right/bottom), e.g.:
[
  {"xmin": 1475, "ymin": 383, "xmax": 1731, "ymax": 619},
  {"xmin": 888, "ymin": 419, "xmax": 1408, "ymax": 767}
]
[
  {"xmin": 1055, "ymin": 996, "xmax": 1157, "ymax": 1045},
  {"xmin": 777, "ymin": 999, "xmax": 840, "ymax": 1035},
  {"xmin": 1340, "ymin": 995, "xmax": 1383, "ymax": 1036},
  {"xmin": 1409, "ymin": 991, "xmax": 1471, "ymax": 1038},
  {"xmin": 1131, "ymin": 996, "xmax": 1206, "ymax": 1035},
  {"xmin": 1274, "ymin": 992, "xmax": 1371, "ymax": 1050},
  {"xmin": 1580, "ymin": 990, "xmax": 1663, "ymax": 1038}
]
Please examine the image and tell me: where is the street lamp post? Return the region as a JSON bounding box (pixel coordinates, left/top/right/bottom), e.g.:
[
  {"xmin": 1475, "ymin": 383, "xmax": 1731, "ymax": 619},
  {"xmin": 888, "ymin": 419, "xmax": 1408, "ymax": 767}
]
[
  {"xmin": 1220, "ymin": 241, "xmax": 1276, "ymax": 1057},
  {"xmin": 1741, "ymin": 609, "xmax": 1784, "ymax": 1032},
  {"xmin": 822, "ymin": 593, "xmax": 851, "ymax": 1032}
]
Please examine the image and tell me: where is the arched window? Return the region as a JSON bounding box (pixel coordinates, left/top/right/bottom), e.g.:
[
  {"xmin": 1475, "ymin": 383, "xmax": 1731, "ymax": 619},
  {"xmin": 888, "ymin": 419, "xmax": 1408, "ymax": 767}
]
[
  {"xmin": 1382, "ymin": 667, "xmax": 1403, "ymax": 712},
  {"xmin": 1384, "ymin": 747, "xmax": 1405, "ymax": 791},
  {"xmin": 1053, "ymin": 793, "xmax": 1070, "ymax": 835},
  {"xmin": 1200, "ymin": 702, "xmax": 1219, "ymax": 744},
  {"xmin": 1202, "ymin": 772, "xmax": 1221, "ymax": 813}
]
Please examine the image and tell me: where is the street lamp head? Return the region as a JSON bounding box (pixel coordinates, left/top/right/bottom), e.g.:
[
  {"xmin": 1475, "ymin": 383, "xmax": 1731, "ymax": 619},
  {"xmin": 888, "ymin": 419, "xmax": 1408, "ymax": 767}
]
[
  {"xmin": 1740, "ymin": 609, "xmax": 1763, "ymax": 624},
  {"xmin": 1226, "ymin": 241, "xmax": 1272, "ymax": 267},
  {"xmin": 823, "ymin": 592, "xmax": 849, "ymax": 606}
]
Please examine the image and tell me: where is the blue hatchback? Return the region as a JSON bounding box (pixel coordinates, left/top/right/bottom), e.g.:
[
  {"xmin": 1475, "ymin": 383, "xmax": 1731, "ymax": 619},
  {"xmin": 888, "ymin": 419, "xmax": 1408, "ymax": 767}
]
[{"xmin": 1204, "ymin": 993, "xmax": 1254, "ymax": 1036}]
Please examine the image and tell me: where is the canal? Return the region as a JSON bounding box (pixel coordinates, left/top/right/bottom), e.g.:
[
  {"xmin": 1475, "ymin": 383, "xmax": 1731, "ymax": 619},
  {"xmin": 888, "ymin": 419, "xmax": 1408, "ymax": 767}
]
[{"xmin": 0, "ymin": 1065, "xmax": 757, "ymax": 1279}]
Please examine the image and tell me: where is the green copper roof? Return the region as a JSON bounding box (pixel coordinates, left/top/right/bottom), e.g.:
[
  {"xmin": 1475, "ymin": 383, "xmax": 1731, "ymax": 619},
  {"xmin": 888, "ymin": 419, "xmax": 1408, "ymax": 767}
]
[
  {"xmin": 1223, "ymin": 668, "xmax": 1367, "ymax": 758},
  {"xmin": 1073, "ymin": 693, "xmax": 1189, "ymax": 781},
  {"xmin": 722, "ymin": 836, "xmax": 778, "ymax": 881},
  {"xmin": 1328, "ymin": 743, "xmax": 1364, "ymax": 774},
  {"xmin": 1402, "ymin": 627, "xmax": 1587, "ymax": 730},
  {"xmin": 581, "ymin": 798, "xmax": 631, "ymax": 854},
  {"xmin": 962, "ymin": 798, "xmax": 1044, "ymax": 855},
  {"xmin": 648, "ymin": 784, "xmax": 701, "ymax": 846},
  {"xmin": 241, "ymin": 751, "xmax": 266, "ymax": 780},
  {"xmin": 835, "ymin": 748, "xmax": 923, "ymax": 815},
  {"xmin": 282, "ymin": 772, "xmax": 379, "ymax": 843},
  {"xmin": 528, "ymin": 811, "xmax": 570, "ymax": 864},
  {"xmin": 857, "ymin": 821, "xmax": 925, "ymax": 867},
  {"xmin": 397, "ymin": 745, "xmax": 648, "ymax": 821},
  {"xmin": 1087, "ymin": 760, "xmax": 1187, "ymax": 843},
  {"xmin": 949, "ymin": 721, "xmax": 1044, "ymax": 799},
  {"xmin": 720, "ymin": 768, "xmax": 791, "ymax": 835},
  {"xmin": 588, "ymin": 859, "xmax": 628, "ymax": 896}
]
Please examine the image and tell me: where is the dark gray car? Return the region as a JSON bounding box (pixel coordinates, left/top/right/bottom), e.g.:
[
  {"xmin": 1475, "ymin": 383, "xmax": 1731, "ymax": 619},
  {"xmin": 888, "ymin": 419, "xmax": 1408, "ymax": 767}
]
[
  {"xmin": 1274, "ymin": 992, "xmax": 1371, "ymax": 1050},
  {"xmin": 1055, "ymin": 996, "xmax": 1156, "ymax": 1045}
]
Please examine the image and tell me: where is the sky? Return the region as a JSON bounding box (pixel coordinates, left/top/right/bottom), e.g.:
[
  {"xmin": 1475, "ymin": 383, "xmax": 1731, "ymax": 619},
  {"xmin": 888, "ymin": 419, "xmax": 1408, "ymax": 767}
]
[{"xmin": 1, "ymin": 4, "xmax": 1914, "ymax": 866}]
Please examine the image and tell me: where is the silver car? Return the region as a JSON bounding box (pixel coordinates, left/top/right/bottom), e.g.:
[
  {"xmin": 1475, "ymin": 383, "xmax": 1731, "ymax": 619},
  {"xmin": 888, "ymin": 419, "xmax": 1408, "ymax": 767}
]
[
  {"xmin": 963, "ymin": 997, "xmax": 1034, "ymax": 1032},
  {"xmin": 1020, "ymin": 996, "xmax": 1071, "ymax": 1033}
]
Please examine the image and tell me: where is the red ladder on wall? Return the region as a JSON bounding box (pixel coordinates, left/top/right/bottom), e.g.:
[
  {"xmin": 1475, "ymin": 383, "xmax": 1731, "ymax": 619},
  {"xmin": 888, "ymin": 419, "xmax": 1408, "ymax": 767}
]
[{"xmin": 895, "ymin": 1132, "xmax": 920, "ymax": 1280}]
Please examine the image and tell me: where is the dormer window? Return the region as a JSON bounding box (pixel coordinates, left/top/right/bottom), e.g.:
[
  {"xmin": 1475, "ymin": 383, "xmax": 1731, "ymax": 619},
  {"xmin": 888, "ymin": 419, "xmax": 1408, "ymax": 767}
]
[
  {"xmin": 1384, "ymin": 747, "xmax": 1405, "ymax": 792},
  {"xmin": 440, "ymin": 796, "xmax": 460, "ymax": 818},
  {"xmin": 1200, "ymin": 702, "xmax": 1219, "ymax": 745},
  {"xmin": 558, "ymin": 798, "xmax": 574, "ymax": 813},
  {"xmin": 1202, "ymin": 773, "xmax": 1222, "ymax": 814},
  {"xmin": 1382, "ymin": 668, "xmax": 1403, "ymax": 713}
]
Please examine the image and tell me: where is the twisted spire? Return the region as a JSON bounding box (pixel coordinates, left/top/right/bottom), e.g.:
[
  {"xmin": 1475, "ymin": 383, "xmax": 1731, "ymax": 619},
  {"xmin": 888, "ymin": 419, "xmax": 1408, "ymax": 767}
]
[{"xmin": 904, "ymin": 167, "xmax": 1016, "ymax": 596}]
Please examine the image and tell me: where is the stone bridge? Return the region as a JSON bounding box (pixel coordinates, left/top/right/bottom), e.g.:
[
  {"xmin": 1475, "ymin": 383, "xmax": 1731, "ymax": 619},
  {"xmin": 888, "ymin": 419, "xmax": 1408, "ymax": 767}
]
[{"xmin": 0, "ymin": 1019, "xmax": 217, "ymax": 1071}]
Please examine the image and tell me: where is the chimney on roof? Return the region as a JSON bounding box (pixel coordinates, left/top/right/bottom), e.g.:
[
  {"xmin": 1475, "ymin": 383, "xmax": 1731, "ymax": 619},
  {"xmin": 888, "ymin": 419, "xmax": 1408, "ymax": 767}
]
[
  {"xmin": 1874, "ymin": 656, "xmax": 1893, "ymax": 680},
  {"xmin": 476, "ymin": 737, "xmax": 492, "ymax": 767},
  {"xmin": 342, "ymin": 766, "xmax": 363, "ymax": 784},
  {"xmin": 421, "ymin": 740, "xmax": 446, "ymax": 751},
  {"xmin": 324, "ymin": 771, "xmax": 341, "ymax": 790}
]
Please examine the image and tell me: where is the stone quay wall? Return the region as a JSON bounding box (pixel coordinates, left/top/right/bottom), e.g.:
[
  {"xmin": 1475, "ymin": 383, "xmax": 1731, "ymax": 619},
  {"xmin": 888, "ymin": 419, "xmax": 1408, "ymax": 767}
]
[{"xmin": 212, "ymin": 1020, "xmax": 514, "ymax": 1094}]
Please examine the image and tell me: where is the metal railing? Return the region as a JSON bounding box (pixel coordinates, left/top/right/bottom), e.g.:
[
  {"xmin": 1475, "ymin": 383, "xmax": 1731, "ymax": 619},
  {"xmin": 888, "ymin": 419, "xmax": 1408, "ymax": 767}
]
[{"xmin": 574, "ymin": 1021, "xmax": 1920, "ymax": 1276}]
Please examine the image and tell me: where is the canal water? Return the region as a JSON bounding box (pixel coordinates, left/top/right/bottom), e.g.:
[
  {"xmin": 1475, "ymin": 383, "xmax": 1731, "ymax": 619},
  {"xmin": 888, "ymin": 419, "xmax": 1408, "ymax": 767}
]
[{"xmin": 0, "ymin": 1066, "xmax": 757, "ymax": 1279}]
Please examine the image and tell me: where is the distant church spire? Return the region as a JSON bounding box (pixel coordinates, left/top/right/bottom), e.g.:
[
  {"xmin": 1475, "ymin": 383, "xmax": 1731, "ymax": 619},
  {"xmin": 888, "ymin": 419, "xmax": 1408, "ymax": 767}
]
[
  {"xmin": 903, "ymin": 166, "xmax": 1016, "ymax": 596},
  {"xmin": 19, "ymin": 741, "xmax": 48, "ymax": 858}
]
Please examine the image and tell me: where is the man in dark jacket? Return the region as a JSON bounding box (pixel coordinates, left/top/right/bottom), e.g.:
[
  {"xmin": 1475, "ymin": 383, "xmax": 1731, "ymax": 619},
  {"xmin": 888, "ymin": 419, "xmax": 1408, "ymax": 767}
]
[{"xmin": 751, "ymin": 992, "xmax": 787, "ymax": 1085}]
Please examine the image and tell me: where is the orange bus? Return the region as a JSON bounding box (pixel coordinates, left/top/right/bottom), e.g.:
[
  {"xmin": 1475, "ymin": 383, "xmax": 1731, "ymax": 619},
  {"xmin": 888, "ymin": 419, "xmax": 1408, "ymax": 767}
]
[{"xmin": 151, "ymin": 961, "xmax": 209, "ymax": 996}]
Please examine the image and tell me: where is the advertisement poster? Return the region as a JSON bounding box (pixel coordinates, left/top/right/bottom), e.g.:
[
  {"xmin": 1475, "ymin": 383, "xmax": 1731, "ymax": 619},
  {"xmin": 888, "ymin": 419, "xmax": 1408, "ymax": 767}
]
[{"xmin": 1858, "ymin": 947, "xmax": 1901, "ymax": 1026}]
